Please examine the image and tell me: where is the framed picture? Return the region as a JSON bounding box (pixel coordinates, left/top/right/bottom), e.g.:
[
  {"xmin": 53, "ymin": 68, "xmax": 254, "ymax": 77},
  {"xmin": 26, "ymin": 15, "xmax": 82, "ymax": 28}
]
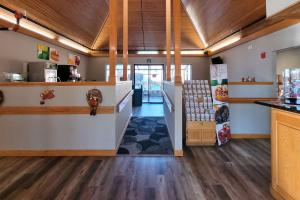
[
  {"xmin": 50, "ymin": 48, "xmax": 60, "ymax": 62},
  {"xmin": 68, "ymin": 54, "xmax": 80, "ymax": 66},
  {"xmin": 37, "ymin": 44, "xmax": 49, "ymax": 60}
]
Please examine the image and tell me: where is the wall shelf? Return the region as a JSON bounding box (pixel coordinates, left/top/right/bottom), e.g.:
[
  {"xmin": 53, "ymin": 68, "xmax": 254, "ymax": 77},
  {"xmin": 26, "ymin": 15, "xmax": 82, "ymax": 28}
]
[{"xmin": 228, "ymin": 82, "xmax": 273, "ymax": 85}]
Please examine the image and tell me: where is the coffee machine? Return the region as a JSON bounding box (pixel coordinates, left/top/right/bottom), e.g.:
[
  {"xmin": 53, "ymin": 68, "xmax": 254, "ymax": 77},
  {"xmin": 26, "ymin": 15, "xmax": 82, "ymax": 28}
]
[
  {"xmin": 27, "ymin": 62, "xmax": 58, "ymax": 82},
  {"xmin": 57, "ymin": 65, "xmax": 81, "ymax": 82}
]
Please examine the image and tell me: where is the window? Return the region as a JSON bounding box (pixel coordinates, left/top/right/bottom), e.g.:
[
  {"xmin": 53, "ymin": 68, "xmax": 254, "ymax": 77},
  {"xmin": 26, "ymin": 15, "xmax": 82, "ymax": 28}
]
[
  {"xmin": 105, "ymin": 65, "xmax": 131, "ymax": 82},
  {"xmin": 171, "ymin": 64, "xmax": 192, "ymax": 83}
]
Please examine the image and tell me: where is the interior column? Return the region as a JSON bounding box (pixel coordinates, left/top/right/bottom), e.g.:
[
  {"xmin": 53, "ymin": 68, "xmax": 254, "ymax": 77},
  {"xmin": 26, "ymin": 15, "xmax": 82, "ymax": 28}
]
[
  {"xmin": 109, "ymin": 0, "xmax": 118, "ymax": 84},
  {"xmin": 122, "ymin": 0, "xmax": 128, "ymax": 81},
  {"xmin": 173, "ymin": 0, "xmax": 182, "ymax": 85},
  {"xmin": 166, "ymin": 0, "xmax": 171, "ymax": 81}
]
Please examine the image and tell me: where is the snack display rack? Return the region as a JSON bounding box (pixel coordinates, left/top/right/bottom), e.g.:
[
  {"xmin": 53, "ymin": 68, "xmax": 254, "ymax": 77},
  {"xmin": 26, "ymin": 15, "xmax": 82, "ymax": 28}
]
[{"xmin": 183, "ymin": 80, "xmax": 216, "ymax": 146}]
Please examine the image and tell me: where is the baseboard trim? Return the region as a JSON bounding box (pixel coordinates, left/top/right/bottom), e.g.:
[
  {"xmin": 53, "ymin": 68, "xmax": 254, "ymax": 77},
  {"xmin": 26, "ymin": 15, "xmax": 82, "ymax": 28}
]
[
  {"xmin": 231, "ymin": 134, "xmax": 270, "ymax": 139},
  {"xmin": 0, "ymin": 150, "xmax": 117, "ymax": 157},
  {"xmin": 174, "ymin": 150, "xmax": 184, "ymax": 157}
]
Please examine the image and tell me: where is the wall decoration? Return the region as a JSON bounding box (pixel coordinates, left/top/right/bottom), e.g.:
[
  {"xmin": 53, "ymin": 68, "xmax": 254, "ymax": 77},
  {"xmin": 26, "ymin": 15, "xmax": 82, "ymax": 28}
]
[
  {"xmin": 40, "ymin": 89, "xmax": 55, "ymax": 105},
  {"xmin": 210, "ymin": 64, "xmax": 231, "ymax": 146},
  {"xmin": 68, "ymin": 54, "xmax": 80, "ymax": 66},
  {"xmin": 37, "ymin": 44, "xmax": 49, "ymax": 60},
  {"xmin": 50, "ymin": 48, "xmax": 60, "ymax": 62},
  {"xmin": 0, "ymin": 90, "xmax": 4, "ymax": 105},
  {"xmin": 86, "ymin": 89, "xmax": 102, "ymax": 116}
]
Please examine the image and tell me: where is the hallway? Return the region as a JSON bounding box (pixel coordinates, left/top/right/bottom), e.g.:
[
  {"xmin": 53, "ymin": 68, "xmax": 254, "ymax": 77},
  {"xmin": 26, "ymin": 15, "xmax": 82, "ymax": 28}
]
[{"xmin": 133, "ymin": 104, "xmax": 164, "ymax": 117}]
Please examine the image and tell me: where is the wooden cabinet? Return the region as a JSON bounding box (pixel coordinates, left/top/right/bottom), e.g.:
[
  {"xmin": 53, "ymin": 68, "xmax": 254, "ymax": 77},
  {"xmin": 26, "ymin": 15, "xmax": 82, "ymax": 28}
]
[
  {"xmin": 186, "ymin": 121, "xmax": 216, "ymax": 146},
  {"xmin": 271, "ymin": 109, "xmax": 300, "ymax": 200}
]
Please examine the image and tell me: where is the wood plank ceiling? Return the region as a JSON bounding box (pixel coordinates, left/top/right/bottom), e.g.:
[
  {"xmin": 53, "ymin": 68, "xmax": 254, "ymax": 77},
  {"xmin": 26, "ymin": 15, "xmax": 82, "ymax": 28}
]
[
  {"xmin": 0, "ymin": 0, "xmax": 267, "ymax": 51},
  {"xmin": 93, "ymin": 0, "xmax": 205, "ymax": 51},
  {"xmin": 181, "ymin": 0, "xmax": 266, "ymax": 47},
  {"xmin": 0, "ymin": 0, "xmax": 110, "ymax": 48}
]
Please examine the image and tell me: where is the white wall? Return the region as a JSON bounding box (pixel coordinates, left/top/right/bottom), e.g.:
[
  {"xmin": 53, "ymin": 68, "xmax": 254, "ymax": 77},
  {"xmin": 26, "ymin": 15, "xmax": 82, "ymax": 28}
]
[
  {"xmin": 215, "ymin": 23, "xmax": 300, "ymax": 135},
  {"xmin": 267, "ymin": 0, "xmax": 300, "ymax": 17},
  {"xmin": 276, "ymin": 47, "xmax": 300, "ymax": 74},
  {"xmin": 163, "ymin": 82, "xmax": 182, "ymax": 151},
  {"xmin": 0, "ymin": 83, "xmax": 133, "ymax": 151},
  {"xmin": 87, "ymin": 56, "xmax": 210, "ymax": 81},
  {"xmin": 0, "ymin": 31, "xmax": 89, "ymax": 81}
]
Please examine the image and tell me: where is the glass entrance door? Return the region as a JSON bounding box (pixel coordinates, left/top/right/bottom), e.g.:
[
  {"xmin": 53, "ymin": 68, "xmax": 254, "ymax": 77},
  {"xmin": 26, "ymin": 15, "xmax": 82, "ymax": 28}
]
[{"xmin": 134, "ymin": 65, "xmax": 164, "ymax": 103}]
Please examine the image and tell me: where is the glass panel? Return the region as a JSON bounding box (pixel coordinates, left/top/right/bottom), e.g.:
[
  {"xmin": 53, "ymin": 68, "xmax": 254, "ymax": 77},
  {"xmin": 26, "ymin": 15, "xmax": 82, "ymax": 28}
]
[
  {"xmin": 135, "ymin": 65, "xmax": 149, "ymax": 103},
  {"xmin": 149, "ymin": 65, "xmax": 163, "ymax": 103},
  {"xmin": 134, "ymin": 65, "xmax": 164, "ymax": 103},
  {"xmin": 106, "ymin": 64, "xmax": 131, "ymax": 82},
  {"xmin": 171, "ymin": 64, "xmax": 192, "ymax": 83}
]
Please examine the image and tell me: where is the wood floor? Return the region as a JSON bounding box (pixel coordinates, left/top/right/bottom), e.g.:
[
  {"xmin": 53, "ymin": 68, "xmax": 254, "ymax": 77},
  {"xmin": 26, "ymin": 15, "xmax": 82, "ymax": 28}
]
[{"xmin": 0, "ymin": 139, "xmax": 273, "ymax": 200}]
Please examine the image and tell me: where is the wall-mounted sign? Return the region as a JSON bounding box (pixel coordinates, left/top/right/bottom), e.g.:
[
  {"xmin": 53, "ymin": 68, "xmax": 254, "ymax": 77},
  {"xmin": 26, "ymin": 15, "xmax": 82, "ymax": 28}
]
[
  {"xmin": 260, "ymin": 52, "xmax": 266, "ymax": 59},
  {"xmin": 50, "ymin": 48, "xmax": 60, "ymax": 62},
  {"xmin": 68, "ymin": 54, "xmax": 80, "ymax": 66},
  {"xmin": 37, "ymin": 44, "xmax": 49, "ymax": 60}
]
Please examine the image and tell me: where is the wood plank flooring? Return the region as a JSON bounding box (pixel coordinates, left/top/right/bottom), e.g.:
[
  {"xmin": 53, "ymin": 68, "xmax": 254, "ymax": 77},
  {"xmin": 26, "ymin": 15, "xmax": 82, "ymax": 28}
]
[{"xmin": 0, "ymin": 139, "xmax": 273, "ymax": 200}]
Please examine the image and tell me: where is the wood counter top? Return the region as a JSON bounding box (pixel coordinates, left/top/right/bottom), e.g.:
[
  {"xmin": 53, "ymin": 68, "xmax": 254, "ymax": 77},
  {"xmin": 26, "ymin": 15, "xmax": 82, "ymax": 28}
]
[{"xmin": 0, "ymin": 81, "xmax": 115, "ymax": 87}]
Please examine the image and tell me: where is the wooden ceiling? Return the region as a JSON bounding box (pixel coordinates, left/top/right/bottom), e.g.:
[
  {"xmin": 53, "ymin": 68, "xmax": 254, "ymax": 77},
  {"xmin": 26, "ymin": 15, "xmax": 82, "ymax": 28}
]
[
  {"xmin": 0, "ymin": 0, "xmax": 110, "ymax": 48},
  {"xmin": 181, "ymin": 0, "xmax": 266, "ymax": 47},
  {"xmin": 0, "ymin": 0, "xmax": 268, "ymax": 51},
  {"xmin": 92, "ymin": 0, "xmax": 205, "ymax": 51}
]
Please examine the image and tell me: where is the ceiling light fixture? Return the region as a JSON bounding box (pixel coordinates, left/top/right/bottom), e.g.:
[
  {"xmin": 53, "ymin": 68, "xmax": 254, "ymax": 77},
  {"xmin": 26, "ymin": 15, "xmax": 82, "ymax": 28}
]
[
  {"xmin": 19, "ymin": 20, "xmax": 56, "ymax": 39},
  {"xmin": 58, "ymin": 37, "xmax": 90, "ymax": 53},
  {"xmin": 0, "ymin": 7, "xmax": 16, "ymax": 24},
  {"xmin": 163, "ymin": 50, "xmax": 204, "ymax": 55},
  {"xmin": 137, "ymin": 50, "xmax": 160, "ymax": 55},
  {"xmin": 0, "ymin": 7, "xmax": 56, "ymax": 39},
  {"xmin": 208, "ymin": 33, "xmax": 241, "ymax": 52},
  {"xmin": 181, "ymin": 50, "xmax": 204, "ymax": 55}
]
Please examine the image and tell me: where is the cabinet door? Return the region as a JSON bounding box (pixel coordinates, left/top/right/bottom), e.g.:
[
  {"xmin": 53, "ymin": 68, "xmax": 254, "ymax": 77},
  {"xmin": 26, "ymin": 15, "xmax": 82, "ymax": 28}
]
[{"xmin": 272, "ymin": 109, "xmax": 300, "ymax": 200}]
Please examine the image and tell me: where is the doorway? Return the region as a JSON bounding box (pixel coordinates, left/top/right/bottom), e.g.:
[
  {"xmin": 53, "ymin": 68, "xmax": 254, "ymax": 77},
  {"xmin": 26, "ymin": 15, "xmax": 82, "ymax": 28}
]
[
  {"xmin": 134, "ymin": 64, "xmax": 164, "ymax": 103},
  {"xmin": 117, "ymin": 64, "xmax": 173, "ymax": 155}
]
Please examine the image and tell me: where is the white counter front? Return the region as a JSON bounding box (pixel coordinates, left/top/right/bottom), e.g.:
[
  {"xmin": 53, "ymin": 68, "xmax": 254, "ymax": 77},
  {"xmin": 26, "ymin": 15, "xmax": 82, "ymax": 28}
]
[{"xmin": 0, "ymin": 81, "xmax": 133, "ymax": 156}]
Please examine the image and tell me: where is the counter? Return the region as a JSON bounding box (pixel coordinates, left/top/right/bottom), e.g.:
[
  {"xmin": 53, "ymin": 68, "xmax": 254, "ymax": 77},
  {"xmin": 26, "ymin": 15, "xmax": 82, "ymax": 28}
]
[
  {"xmin": 0, "ymin": 81, "xmax": 133, "ymax": 156},
  {"xmin": 256, "ymin": 100, "xmax": 300, "ymax": 200},
  {"xmin": 255, "ymin": 100, "xmax": 300, "ymax": 114}
]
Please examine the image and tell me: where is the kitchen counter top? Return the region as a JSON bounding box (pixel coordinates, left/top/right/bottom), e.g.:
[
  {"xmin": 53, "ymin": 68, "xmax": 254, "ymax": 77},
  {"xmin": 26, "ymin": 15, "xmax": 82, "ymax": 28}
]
[{"xmin": 255, "ymin": 100, "xmax": 300, "ymax": 114}]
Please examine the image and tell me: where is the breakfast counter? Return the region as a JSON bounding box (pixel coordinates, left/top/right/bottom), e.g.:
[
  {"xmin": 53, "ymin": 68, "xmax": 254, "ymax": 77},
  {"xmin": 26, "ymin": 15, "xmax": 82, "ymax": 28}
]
[
  {"xmin": 256, "ymin": 100, "xmax": 300, "ymax": 200},
  {"xmin": 0, "ymin": 81, "xmax": 133, "ymax": 156}
]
